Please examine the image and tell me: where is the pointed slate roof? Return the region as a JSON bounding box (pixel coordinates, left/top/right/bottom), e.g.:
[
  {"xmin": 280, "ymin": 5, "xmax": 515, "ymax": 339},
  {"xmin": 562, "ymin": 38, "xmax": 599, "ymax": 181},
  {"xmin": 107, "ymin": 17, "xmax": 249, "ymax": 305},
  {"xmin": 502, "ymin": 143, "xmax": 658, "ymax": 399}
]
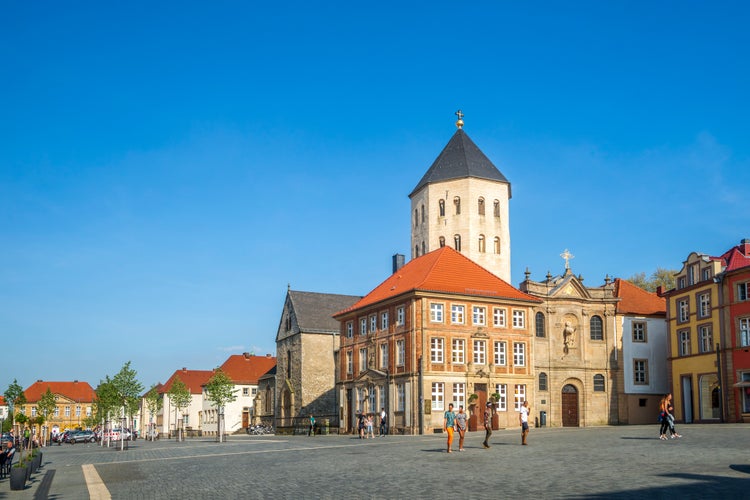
[
  {"xmin": 410, "ymin": 129, "xmax": 510, "ymax": 197},
  {"xmin": 613, "ymin": 278, "xmax": 666, "ymax": 316},
  {"xmin": 287, "ymin": 291, "xmax": 362, "ymax": 334},
  {"xmin": 336, "ymin": 246, "xmax": 540, "ymax": 316}
]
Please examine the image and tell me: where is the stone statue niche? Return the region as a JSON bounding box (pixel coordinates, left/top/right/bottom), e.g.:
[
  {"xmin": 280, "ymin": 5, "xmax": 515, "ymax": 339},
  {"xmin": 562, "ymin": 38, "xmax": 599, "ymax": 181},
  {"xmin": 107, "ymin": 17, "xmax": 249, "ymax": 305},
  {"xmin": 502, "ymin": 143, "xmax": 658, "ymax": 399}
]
[{"xmin": 562, "ymin": 314, "xmax": 578, "ymax": 350}]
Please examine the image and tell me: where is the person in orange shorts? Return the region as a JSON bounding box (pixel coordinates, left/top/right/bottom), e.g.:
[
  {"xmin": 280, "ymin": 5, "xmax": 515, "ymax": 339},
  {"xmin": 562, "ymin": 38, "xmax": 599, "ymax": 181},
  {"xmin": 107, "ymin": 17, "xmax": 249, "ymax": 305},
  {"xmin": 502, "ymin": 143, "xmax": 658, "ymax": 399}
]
[{"xmin": 443, "ymin": 403, "xmax": 456, "ymax": 453}]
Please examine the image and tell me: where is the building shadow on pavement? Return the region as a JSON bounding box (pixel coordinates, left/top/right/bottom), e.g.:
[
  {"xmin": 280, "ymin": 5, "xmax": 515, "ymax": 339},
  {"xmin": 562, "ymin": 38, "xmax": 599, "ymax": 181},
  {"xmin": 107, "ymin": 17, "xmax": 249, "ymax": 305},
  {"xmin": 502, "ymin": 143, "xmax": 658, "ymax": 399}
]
[{"xmin": 576, "ymin": 471, "xmax": 750, "ymax": 498}]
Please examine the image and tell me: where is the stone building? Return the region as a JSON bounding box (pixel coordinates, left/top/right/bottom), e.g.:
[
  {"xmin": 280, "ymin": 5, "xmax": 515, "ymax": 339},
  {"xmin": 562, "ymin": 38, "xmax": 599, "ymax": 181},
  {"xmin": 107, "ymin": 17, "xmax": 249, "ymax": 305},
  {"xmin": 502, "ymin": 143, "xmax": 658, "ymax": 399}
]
[
  {"xmin": 409, "ymin": 112, "xmax": 512, "ymax": 283},
  {"xmin": 334, "ymin": 246, "xmax": 540, "ymax": 435},
  {"xmin": 520, "ymin": 264, "xmax": 620, "ymax": 427},
  {"xmin": 275, "ymin": 288, "xmax": 361, "ymax": 430}
]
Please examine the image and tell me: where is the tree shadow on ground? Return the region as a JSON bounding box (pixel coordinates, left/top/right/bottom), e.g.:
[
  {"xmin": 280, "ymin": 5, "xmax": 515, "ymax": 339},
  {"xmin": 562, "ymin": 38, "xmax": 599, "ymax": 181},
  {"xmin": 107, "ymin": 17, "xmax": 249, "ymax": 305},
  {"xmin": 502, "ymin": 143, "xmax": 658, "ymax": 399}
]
[{"xmin": 574, "ymin": 470, "xmax": 750, "ymax": 498}]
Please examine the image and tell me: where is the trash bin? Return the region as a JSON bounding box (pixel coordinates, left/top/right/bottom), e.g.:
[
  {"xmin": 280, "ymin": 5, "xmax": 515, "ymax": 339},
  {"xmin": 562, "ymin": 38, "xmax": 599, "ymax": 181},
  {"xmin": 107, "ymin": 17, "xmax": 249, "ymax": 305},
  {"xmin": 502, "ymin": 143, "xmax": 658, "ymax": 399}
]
[
  {"xmin": 323, "ymin": 419, "xmax": 329, "ymax": 435},
  {"xmin": 540, "ymin": 411, "xmax": 546, "ymax": 427}
]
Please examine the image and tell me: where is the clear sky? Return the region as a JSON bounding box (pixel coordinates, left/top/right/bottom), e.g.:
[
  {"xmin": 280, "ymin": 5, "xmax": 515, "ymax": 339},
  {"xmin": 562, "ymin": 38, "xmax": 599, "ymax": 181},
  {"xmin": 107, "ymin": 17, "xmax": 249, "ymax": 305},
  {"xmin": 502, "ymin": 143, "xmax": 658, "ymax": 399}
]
[{"xmin": 2, "ymin": 2, "xmax": 748, "ymax": 393}]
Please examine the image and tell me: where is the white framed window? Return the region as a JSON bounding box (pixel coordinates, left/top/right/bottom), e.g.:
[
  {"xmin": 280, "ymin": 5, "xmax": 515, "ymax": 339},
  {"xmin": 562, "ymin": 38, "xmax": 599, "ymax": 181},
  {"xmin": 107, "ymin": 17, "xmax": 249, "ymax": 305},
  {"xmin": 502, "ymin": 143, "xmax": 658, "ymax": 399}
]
[
  {"xmin": 65, "ymin": 406, "xmax": 71, "ymax": 417},
  {"xmin": 346, "ymin": 321, "xmax": 353, "ymax": 338},
  {"xmin": 740, "ymin": 318, "xmax": 750, "ymax": 347},
  {"xmin": 679, "ymin": 330, "xmax": 691, "ymax": 356},
  {"xmin": 493, "ymin": 307, "xmax": 506, "ymax": 327},
  {"xmin": 396, "ymin": 340, "xmax": 405, "ymax": 366},
  {"xmin": 75, "ymin": 405, "xmax": 81, "ymax": 417},
  {"xmin": 699, "ymin": 325, "xmax": 713, "ymax": 353},
  {"xmin": 397, "ymin": 383, "xmax": 405, "ymax": 411},
  {"xmin": 495, "ymin": 384, "xmax": 507, "ymax": 411},
  {"xmin": 512, "ymin": 310, "xmax": 525, "ymax": 328},
  {"xmin": 242, "ymin": 387, "xmax": 249, "ymax": 396},
  {"xmin": 346, "ymin": 351, "xmax": 353, "ymax": 374},
  {"xmin": 702, "ymin": 268, "xmax": 711, "ymax": 281},
  {"xmin": 31, "ymin": 407, "xmax": 37, "ymax": 418},
  {"xmin": 432, "ymin": 382, "xmax": 445, "ymax": 411},
  {"xmin": 741, "ymin": 372, "xmax": 750, "ymax": 413},
  {"xmin": 370, "ymin": 314, "xmax": 377, "ymax": 333},
  {"xmin": 452, "ymin": 338, "xmax": 465, "ymax": 364},
  {"xmin": 473, "ymin": 340, "xmax": 486, "ymax": 365},
  {"xmin": 632, "ymin": 322, "xmax": 646, "ymax": 342},
  {"xmin": 513, "ymin": 342, "xmax": 526, "ymax": 366},
  {"xmin": 396, "ymin": 306, "xmax": 405, "ymax": 326},
  {"xmin": 453, "ymin": 383, "xmax": 465, "ymax": 408},
  {"xmin": 678, "ymin": 299, "xmax": 689, "ymax": 323},
  {"xmin": 86, "ymin": 406, "xmax": 92, "ymax": 417},
  {"xmin": 451, "ymin": 305, "xmax": 465, "ymax": 325},
  {"xmin": 738, "ymin": 282, "xmax": 749, "ymax": 302},
  {"xmin": 381, "ymin": 311, "xmax": 389, "ymax": 331},
  {"xmin": 634, "ymin": 359, "xmax": 648, "ymax": 385},
  {"xmin": 514, "ymin": 384, "xmax": 526, "ymax": 411},
  {"xmin": 698, "ymin": 293, "xmax": 711, "ymax": 318},
  {"xmin": 359, "ymin": 348, "xmax": 367, "ymax": 372},
  {"xmin": 360, "ymin": 317, "xmax": 367, "ymax": 335},
  {"xmin": 472, "ymin": 306, "xmax": 486, "ymax": 326},
  {"xmin": 430, "ymin": 337, "xmax": 444, "ymax": 363},
  {"xmin": 430, "ymin": 303, "xmax": 444, "ymax": 323},
  {"xmin": 494, "ymin": 341, "xmax": 507, "ymax": 366},
  {"xmin": 380, "ymin": 343, "xmax": 388, "ymax": 369},
  {"xmin": 54, "ymin": 407, "xmax": 59, "ymax": 417}
]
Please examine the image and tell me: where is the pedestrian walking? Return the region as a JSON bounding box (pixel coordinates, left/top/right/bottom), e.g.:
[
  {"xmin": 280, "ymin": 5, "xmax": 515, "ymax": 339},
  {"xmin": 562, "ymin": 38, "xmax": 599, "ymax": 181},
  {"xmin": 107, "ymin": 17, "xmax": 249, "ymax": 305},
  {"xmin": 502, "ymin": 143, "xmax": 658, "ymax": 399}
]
[
  {"xmin": 444, "ymin": 403, "xmax": 456, "ymax": 453},
  {"xmin": 482, "ymin": 402, "xmax": 493, "ymax": 449},
  {"xmin": 665, "ymin": 393, "xmax": 682, "ymax": 439},
  {"xmin": 520, "ymin": 400, "xmax": 530, "ymax": 445},
  {"xmin": 659, "ymin": 395, "xmax": 670, "ymax": 440},
  {"xmin": 357, "ymin": 411, "xmax": 365, "ymax": 439},
  {"xmin": 379, "ymin": 407, "xmax": 387, "ymax": 437},
  {"xmin": 455, "ymin": 405, "xmax": 467, "ymax": 451},
  {"xmin": 366, "ymin": 414, "xmax": 374, "ymax": 438},
  {"xmin": 308, "ymin": 414, "xmax": 315, "ymax": 436}
]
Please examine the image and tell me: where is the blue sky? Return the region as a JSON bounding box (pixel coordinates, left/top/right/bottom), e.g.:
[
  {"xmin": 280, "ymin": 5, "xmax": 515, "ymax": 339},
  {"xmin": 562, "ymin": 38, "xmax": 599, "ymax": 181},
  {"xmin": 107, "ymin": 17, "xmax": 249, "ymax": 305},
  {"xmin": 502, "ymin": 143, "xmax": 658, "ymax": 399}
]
[{"xmin": 2, "ymin": 2, "xmax": 748, "ymax": 392}]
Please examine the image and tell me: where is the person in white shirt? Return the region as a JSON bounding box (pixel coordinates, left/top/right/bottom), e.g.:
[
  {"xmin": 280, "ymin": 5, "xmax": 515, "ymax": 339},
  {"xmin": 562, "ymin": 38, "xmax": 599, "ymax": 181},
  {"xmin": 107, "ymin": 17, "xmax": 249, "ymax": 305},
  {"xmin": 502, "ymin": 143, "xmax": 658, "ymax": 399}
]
[{"xmin": 520, "ymin": 400, "xmax": 530, "ymax": 445}]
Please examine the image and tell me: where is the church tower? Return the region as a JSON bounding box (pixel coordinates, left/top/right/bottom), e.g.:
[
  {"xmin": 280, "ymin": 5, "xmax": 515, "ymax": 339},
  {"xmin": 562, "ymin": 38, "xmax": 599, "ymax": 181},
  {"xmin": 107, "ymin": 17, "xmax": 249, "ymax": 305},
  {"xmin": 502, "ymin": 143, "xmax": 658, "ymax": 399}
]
[{"xmin": 409, "ymin": 111, "xmax": 512, "ymax": 282}]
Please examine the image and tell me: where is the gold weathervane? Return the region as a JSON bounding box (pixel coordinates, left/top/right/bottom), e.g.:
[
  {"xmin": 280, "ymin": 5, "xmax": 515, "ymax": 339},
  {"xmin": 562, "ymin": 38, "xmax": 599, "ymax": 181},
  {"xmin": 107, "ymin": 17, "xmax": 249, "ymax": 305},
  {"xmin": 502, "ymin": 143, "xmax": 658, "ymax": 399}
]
[{"xmin": 455, "ymin": 109, "xmax": 464, "ymax": 129}]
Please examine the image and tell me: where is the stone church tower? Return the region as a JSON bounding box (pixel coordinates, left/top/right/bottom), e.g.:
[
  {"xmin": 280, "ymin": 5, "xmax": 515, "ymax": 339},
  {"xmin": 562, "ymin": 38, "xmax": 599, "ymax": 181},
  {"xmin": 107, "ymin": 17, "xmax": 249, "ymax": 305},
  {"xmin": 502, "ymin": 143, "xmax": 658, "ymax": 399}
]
[{"xmin": 409, "ymin": 112, "xmax": 512, "ymax": 282}]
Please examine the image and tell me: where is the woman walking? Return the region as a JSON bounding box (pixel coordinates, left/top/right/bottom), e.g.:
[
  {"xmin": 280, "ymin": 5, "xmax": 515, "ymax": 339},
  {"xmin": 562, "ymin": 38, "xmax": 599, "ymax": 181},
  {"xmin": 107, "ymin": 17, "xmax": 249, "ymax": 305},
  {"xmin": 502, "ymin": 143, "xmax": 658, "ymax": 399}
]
[
  {"xmin": 455, "ymin": 405, "xmax": 467, "ymax": 451},
  {"xmin": 665, "ymin": 393, "xmax": 682, "ymax": 438},
  {"xmin": 659, "ymin": 395, "xmax": 670, "ymax": 440}
]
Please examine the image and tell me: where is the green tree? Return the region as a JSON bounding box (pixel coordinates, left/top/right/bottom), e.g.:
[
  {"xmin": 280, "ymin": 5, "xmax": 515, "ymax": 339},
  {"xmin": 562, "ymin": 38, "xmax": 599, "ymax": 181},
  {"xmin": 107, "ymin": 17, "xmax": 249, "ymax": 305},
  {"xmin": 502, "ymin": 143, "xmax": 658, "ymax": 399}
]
[
  {"xmin": 111, "ymin": 361, "xmax": 144, "ymax": 423},
  {"xmin": 204, "ymin": 369, "xmax": 237, "ymax": 443},
  {"xmin": 36, "ymin": 388, "xmax": 57, "ymax": 446},
  {"xmin": 167, "ymin": 377, "xmax": 192, "ymax": 442},
  {"xmin": 144, "ymin": 384, "xmax": 163, "ymax": 441},
  {"xmin": 4, "ymin": 379, "xmax": 26, "ymax": 427},
  {"xmin": 626, "ymin": 267, "xmax": 677, "ymax": 293},
  {"xmin": 94, "ymin": 377, "xmax": 121, "ymax": 441}
]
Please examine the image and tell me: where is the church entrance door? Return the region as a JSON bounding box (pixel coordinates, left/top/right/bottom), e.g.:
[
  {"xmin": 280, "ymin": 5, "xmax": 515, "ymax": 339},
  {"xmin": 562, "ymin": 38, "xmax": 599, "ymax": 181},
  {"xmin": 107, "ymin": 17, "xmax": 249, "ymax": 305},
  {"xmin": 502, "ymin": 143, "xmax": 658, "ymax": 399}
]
[{"xmin": 561, "ymin": 384, "xmax": 579, "ymax": 427}]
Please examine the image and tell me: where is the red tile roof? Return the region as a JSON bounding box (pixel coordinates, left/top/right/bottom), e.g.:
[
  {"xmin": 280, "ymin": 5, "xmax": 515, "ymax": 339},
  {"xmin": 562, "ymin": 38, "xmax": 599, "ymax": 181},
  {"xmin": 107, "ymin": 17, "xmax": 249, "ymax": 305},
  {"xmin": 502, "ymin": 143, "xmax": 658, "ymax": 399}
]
[
  {"xmin": 23, "ymin": 380, "xmax": 96, "ymax": 403},
  {"xmin": 337, "ymin": 246, "xmax": 540, "ymax": 316},
  {"xmin": 718, "ymin": 240, "xmax": 750, "ymax": 272},
  {"xmin": 159, "ymin": 369, "xmax": 214, "ymax": 394},
  {"xmin": 219, "ymin": 354, "xmax": 277, "ymax": 385},
  {"xmin": 613, "ymin": 279, "xmax": 666, "ymax": 316},
  {"xmin": 0, "ymin": 396, "xmax": 5, "ymax": 405}
]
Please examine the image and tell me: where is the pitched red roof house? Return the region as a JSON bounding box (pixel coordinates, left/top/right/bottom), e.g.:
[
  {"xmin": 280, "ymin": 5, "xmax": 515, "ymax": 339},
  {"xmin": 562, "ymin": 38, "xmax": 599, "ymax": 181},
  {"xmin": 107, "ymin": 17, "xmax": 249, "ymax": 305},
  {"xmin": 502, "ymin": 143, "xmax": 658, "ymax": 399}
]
[
  {"xmin": 159, "ymin": 369, "xmax": 214, "ymax": 394},
  {"xmin": 717, "ymin": 238, "xmax": 750, "ymax": 272},
  {"xmin": 23, "ymin": 380, "xmax": 96, "ymax": 403},
  {"xmin": 613, "ymin": 278, "xmax": 666, "ymax": 316},
  {"xmin": 219, "ymin": 353, "xmax": 277, "ymax": 385},
  {"xmin": 337, "ymin": 246, "xmax": 540, "ymax": 316}
]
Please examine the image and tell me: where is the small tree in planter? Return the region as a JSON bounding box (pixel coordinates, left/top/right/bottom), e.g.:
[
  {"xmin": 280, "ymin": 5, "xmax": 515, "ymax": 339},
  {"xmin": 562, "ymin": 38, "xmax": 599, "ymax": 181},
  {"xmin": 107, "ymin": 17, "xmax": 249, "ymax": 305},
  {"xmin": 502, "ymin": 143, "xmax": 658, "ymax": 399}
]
[
  {"xmin": 167, "ymin": 377, "xmax": 191, "ymax": 442},
  {"xmin": 144, "ymin": 384, "xmax": 163, "ymax": 441},
  {"xmin": 36, "ymin": 388, "xmax": 57, "ymax": 446},
  {"xmin": 204, "ymin": 369, "xmax": 237, "ymax": 443}
]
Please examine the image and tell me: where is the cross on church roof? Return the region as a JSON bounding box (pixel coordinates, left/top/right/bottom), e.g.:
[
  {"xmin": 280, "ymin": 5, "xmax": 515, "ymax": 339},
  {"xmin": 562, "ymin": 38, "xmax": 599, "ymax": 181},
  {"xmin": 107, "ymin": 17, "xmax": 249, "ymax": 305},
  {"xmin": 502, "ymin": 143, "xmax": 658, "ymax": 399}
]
[
  {"xmin": 455, "ymin": 109, "xmax": 464, "ymax": 129},
  {"xmin": 560, "ymin": 249, "xmax": 574, "ymax": 269}
]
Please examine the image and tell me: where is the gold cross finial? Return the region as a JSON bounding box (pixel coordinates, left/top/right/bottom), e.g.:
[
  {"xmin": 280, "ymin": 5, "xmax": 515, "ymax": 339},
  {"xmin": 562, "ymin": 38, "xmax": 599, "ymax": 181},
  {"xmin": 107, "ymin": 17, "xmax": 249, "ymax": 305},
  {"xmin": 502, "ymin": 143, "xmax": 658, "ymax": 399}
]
[
  {"xmin": 560, "ymin": 249, "xmax": 574, "ymax": 270},
  {"xmin": 455, "ymin": 109, "xmax": 464, "ymax": 129}
]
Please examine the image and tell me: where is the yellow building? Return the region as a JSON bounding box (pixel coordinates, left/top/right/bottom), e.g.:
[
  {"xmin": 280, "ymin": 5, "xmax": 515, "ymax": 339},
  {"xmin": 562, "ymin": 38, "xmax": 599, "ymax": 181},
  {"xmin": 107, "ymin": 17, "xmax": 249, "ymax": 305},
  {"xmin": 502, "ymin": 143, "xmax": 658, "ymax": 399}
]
[
  {"xmin": 664, "ymin": 252, "xmax": 723, "ymax": 423},
  {"xmin": 20, "ymin": 380, "xmax": 96, "ymax": 432}
]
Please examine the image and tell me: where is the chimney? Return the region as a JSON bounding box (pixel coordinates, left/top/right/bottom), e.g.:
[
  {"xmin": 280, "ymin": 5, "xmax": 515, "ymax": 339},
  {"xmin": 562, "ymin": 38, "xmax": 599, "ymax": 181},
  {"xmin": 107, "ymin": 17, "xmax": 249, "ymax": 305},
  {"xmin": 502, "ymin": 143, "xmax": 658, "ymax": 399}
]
[
  {"xmin": 182, "ymin": 367, "xmax": 187, "ymax": 372},
  {"xmin": 656, "ymin": 286, "xmax": 663, "ymax": 297},
  {"xmin": 74, "ymin": 380, "xmax": 78, "ymax": 383},
  {"xmin": 392, "ymin": 253, "xmax": 405, "ymax": 273},
  {"xmin": 243, "ymin": 352, "xmax": 251, "ymax": 359},
  {"xmin": 740, "ymin": 238, "xmax": 750, "ymax": 257},
  {"xmin": 266, "ymin": 353, "xmax": 272, "ymax": 358}
]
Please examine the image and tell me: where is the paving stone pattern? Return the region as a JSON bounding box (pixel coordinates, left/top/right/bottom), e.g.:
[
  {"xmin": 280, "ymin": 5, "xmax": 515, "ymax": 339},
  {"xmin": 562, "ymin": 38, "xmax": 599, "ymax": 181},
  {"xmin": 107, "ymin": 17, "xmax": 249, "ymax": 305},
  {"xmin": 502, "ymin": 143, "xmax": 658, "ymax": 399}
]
[{"xmin": 6, "ymin": 424, "xmax": 750, "ymax": 499}]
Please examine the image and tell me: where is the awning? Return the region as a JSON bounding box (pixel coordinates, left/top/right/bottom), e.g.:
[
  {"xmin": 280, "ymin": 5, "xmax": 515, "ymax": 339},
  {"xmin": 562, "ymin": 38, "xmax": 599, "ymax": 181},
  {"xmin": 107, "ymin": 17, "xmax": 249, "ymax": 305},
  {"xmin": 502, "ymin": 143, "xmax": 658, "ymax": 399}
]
[{"xmin": 732, "ymin": 381, "xmax": 750, "ymax": 388}]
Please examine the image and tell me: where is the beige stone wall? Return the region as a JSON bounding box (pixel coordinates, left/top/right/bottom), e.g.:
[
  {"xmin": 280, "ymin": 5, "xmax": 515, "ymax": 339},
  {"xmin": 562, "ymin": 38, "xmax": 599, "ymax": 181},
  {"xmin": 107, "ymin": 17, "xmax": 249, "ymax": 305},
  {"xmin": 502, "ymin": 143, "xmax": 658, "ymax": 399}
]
[
  {"xmin": 411, "ymin": 178, "xmax": 511, "ymax": 282},
  {"xmin": 301, "ymin": 333, "xmax": 339, "ymax": 416}
]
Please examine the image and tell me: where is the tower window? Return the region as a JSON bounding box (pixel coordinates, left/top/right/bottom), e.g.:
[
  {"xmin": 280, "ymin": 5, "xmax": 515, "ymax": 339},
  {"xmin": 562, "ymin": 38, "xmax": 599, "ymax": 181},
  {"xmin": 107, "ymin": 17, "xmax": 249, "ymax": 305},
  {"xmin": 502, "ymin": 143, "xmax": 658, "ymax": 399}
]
[
  {"xmin": 421, "ymin": 241, "xmax": 426, "ymax": 255},
  {"xmin": 439, "ymin": 236, "xmax": 445, "ymax": 247},
  {"xmin": 454, "ymin": 234, "xmax": 461, "ymax": 251},
  {"xmin": 454, "ymin": 197, "xmax": 461, "ymax": 215},
  {"xmin": 478, "ymin": 235, "xmax": 486, "ymax": 253},
  {"xmin": 421, "ymin": 204, "xmax": 425, "ymax": 223},
  {"xmin": 414, "ymin": 209, "xmax": 419, "ymax": 228},
  {"xmin": 494, "ymin": 237, "xmax": 500, "ymax": 254},
  {"xmin": 439, "ymin": 199, "xmax": 445, "ymax": 217},
  {"xmin": 493, "ymin": 200, "xmax": 500, "ymax": 217},
  {"xmin": 478, "ymin": 197, "xmax": 485, "ymax": 215}
]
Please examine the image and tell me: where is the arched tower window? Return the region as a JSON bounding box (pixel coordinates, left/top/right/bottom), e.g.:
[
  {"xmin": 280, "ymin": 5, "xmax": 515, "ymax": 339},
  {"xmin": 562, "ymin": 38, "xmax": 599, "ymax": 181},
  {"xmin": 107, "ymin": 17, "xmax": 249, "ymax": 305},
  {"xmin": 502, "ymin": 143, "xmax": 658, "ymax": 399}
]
[
  {"xmin": 414, "ymin": 209, "xmax": 419, "ymax": 228},
  {"xmin": 421, "ymin": 241, "xmax": 426, "ymax": 255},
  {"xmin": 414, "ymin": 245, "xmax": 419, "ymax": 257},
  {"xmin": 439, "ymin": 199, "xmax": 445, "ymax": 217},
  {"xmin": 493, "ymin": 237, "xmax": 501, "ymax": 254},
  {"xmin": 478, "ymin": 197, "xmax": 485, "ymax": 215},
  {"xmin": 478, "ymin": 234, "xmax": 486, "ymax": 253},
  {"xmin": 593, "ymin": 374, "xmax": 605, "ymax": 392},
  {"xmin": 539, "ymin": 372, "xmax": 548, "ymax": 391},
  {"xmin": 535, "ymin": 312, "xmax": 546, "ymax": 338},
  {"xmin": 493, "ymin": 200, "xmax": 500, "ymax": 217},
  {"xmin": 454, "ymin": 197, "xmax": 461, "ymax": 215},
  {"xmin": 454, "ymin": 234, "xmax": 461, "ymax": 251},
  {"xmin": 439, "ymin": 236, "xmax": 445, "ymax": 248},
  {"xmin": 421, "ymin": 204, "xmax": 425, "ymax": 223},
  {"xmin": 590, "ymin": 315, "xmax": 604, "ymax": 340}
]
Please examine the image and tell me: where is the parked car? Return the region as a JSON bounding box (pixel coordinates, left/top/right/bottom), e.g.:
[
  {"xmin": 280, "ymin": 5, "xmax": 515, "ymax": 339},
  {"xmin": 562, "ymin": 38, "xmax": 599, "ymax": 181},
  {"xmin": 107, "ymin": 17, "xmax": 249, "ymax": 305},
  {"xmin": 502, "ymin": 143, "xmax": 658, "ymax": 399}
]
[
  {"xmin": 104, "ymin": 428, "xmax": 133, "ymax": 441},
  {"xmin": 68, "ymin": 430, "xmax": 96, "ymax": 444},
  {"xmin": 0, "ymin": 432, "xmax": 12, "ymax": 444}
]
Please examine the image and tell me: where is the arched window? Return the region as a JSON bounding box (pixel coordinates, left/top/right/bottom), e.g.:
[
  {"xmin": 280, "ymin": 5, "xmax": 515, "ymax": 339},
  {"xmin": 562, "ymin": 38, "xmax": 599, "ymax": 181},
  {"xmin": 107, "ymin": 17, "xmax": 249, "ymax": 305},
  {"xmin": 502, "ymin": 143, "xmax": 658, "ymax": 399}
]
[
  {"xmin": 454, "ymin": 197, "xmax": 461, "ymax": 215},
  {"xmin": 414, "ymin": 209, "xmax": 419, "ymax": 228},
  {"xmin": 478, "ymin": 197, "xmax": 485, "ymax": 215},
  {"xmin": 414, "ymin": 245, "xmax": 419, "ymax": 257},
  {"xmin": 439, "ymin": 199, "xmax": 445, "ymax": 217},
  {"xmin": 593, "ymin": 374, "xmax": 605, "ymax": 392},
  {"xmin": 493, "ymin": 200, "xmax": 500, "ymax": 217},
  {"xmin": 494, "ymin": 237, "xmax": 500, "ymax": 254},
  {"xmin": 478, "ymin": 234, "xmax": 486, "ymax": 253},
  {"xmin": 454, "ymin": 234, "xmax": 461, "ymax": 251},
  {"xmin": 439, "ymin": 236, "xmax": 445, "ymax": 247},
  {"xmin": 421, "ymin": 204, "xmax": 425, "ymax": 223},
  {"xmin": 539, "ymin": 372, "xmax": 548, "ymax": 391},
  {"xmin": 590, "ymin": 315, "xmax": 604, "ymax": 340},
  {"xmin": 421, "ymin": 241, "xmax": 426, "ymax": 255},
  {"xmin": 535, "ymin": 312, "xmax": 546, "ymax": 338}
]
